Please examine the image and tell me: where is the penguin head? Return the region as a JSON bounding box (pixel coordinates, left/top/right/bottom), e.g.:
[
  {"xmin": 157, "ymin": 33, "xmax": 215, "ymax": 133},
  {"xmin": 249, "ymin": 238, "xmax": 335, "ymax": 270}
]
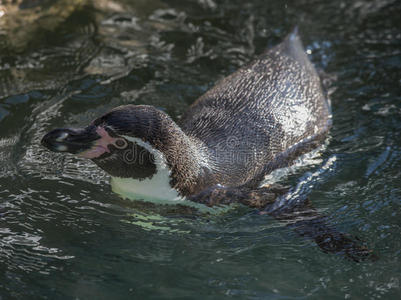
[{"xmin": 41, "ymin": 105, "xmax": 166, "ymax": 180}]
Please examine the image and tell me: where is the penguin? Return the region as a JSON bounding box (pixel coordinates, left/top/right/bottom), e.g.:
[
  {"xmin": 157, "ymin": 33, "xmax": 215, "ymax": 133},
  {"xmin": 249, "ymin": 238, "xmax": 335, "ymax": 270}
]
[{"xmin": 41, "ymin": 28, "xmax": 375, "ymax": 261}]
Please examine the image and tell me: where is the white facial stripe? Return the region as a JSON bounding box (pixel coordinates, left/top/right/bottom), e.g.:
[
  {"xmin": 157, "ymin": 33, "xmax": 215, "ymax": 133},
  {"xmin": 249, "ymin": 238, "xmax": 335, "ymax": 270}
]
[
  {"xmin": 110, "ymin": 136, "xmax": 182, "ymax": 202},
  {"xmin": 56, "ymin": 132, "xmax": 69, "ymax": 142},
  {"xmin": 56, "ymin": 144, "xmax": 68, "ymax": 152}
]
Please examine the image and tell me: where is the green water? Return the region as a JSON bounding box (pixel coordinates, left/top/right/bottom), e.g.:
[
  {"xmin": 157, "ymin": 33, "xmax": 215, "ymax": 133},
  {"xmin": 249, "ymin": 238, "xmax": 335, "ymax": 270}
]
[{"xmin": 1, "ymin": 0, "xmax": 400, "ymax": 299}]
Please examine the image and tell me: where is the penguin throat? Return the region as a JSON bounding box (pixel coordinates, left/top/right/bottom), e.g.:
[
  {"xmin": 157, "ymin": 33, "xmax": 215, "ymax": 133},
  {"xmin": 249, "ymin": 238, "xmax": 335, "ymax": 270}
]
[{"xmin": 110, "ymin": 136, "xmax": 183, "ymax": 202}]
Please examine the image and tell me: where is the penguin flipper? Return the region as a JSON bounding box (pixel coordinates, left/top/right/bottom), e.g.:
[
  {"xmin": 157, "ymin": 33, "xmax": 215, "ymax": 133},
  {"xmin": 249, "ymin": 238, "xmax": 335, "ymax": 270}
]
[
  {"xmin": 188, "ymin": 185, "xmax": 289, "ymax": 208},
  {"xmin": 189, "ymin": 184, "xmax": 377, "ymax": 262},
  {"xmin": 265, "ymin": 199, "xmax": 378, "ymax": 262},
  {"xmin": 291, "ymin": 217, "xmax": 378, "ymax": 262}
]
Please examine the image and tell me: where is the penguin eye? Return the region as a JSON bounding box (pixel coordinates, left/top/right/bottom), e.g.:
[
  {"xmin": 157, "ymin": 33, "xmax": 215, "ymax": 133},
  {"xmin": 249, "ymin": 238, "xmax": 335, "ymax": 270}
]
[{"xmin": 115, "ymin": 139, "xmax": 127, "ymax": 149}]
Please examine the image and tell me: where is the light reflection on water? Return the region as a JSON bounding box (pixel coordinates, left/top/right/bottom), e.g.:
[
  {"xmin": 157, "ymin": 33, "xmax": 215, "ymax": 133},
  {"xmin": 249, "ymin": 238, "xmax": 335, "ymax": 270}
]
[{"xmin": 1, "ymin": 0, "xmax": 401, "ymax": 299}]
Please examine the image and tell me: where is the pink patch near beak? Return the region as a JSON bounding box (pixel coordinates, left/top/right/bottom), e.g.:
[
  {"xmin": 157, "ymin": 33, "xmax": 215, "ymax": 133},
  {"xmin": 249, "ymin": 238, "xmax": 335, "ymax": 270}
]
[{"xmin": 77, "ymin": 127, "xmax": 119, "ymax": 159}]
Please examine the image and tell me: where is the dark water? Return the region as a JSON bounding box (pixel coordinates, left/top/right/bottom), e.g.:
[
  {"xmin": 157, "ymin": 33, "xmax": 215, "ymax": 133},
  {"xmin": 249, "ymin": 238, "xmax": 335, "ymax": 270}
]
[{"xmin": 1, "ymin": 0, "xmax": 400, "ymax": 298}]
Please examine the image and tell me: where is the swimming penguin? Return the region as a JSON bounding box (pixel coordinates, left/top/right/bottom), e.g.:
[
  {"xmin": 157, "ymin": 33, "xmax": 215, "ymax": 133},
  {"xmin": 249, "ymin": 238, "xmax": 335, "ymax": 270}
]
[{"xmin": 41, "ymin": 28, "xmax": 375, "ymax": 261}]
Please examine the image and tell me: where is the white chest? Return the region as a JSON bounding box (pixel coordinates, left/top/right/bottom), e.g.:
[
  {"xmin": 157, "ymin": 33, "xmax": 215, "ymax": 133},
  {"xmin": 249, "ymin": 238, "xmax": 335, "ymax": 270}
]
[
  {"xmin": 110, "ymin": 135, "xmax": 183, "ymax": 203},
  {"xmin": 110, "ymin": 175, "xmax": 182, "ymax": 203}
]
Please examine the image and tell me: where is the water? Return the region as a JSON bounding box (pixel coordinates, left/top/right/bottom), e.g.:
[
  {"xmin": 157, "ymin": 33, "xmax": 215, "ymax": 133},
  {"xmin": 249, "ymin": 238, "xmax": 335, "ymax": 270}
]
[{"xmin": 1, "ymin": 0, "xmax": 400, "ymax": 298}]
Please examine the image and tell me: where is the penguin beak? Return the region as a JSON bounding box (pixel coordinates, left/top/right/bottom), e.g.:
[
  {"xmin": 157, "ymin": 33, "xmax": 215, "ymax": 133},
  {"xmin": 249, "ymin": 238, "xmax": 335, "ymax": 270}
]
[{"xmin": 41, "ymin": 126, "xmax": 100, "ymax": 155}]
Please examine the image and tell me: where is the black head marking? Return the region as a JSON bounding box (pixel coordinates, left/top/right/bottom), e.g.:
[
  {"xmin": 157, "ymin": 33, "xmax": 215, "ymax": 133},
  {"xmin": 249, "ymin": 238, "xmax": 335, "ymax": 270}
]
[{"xmin": 91, "ymin": 139, "xmax": 157, "ymax": 180}]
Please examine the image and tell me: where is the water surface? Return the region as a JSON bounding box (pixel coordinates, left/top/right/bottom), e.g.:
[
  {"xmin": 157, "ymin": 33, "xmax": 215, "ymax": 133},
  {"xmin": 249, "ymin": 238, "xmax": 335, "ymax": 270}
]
[{"xmin": 1, "ymin": 0, "xmax": 400, "ymax": 299}]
